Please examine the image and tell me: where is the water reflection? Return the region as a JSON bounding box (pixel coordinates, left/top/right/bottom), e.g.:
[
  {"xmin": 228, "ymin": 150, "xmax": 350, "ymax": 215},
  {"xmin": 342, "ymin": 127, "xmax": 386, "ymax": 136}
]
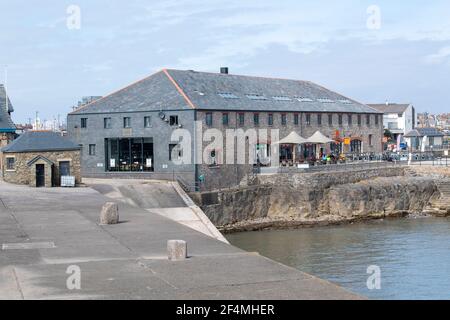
[{"xmin": 227, "ymin": 218, "xmax": 450, "ymax": 299}]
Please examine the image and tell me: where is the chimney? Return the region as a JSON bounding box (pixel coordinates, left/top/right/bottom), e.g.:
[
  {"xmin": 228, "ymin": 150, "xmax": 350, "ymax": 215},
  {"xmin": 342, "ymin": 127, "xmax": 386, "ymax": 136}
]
[{"xmin": 220, "ymin": 67, "xmax": 229, "ymax": 74}]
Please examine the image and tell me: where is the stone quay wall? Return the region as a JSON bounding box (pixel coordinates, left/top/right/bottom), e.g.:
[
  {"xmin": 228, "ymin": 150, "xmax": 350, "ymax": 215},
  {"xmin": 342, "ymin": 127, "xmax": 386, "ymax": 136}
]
[{"xmin": 193, "ymin": 166, "xmax": 442, "ymax": 231}]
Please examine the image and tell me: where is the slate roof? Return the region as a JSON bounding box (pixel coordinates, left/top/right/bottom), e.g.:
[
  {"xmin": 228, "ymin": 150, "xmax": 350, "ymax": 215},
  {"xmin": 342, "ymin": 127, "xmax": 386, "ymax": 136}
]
[
  {"xmin": 404, "ymin": 128, "xmax": 444, "ymax": 138},
  {"xmin": 0, "ymin": 84, "xmax": 16, "ymax": 132},
  {"xmin": 70, "ymin": 69, "xmax": 381, "ymax": 115},
  {"xmin": 368, "ymin": 103, "xmax": 411, "ymax": 114},
  {"xmin": 1, "ymin": 131, "xmax": 82, "ymax": 153}
]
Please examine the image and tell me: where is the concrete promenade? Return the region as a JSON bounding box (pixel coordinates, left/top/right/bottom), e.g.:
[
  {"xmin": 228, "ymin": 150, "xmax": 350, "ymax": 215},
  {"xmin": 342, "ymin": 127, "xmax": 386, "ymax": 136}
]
[{"xmin": 0, "ymin": 180, "xmax": 361, "ymax": 300}]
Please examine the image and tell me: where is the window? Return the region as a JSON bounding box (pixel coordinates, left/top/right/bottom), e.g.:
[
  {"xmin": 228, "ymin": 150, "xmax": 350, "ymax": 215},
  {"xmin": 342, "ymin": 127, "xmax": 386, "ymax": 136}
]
[
  {"xmin": 81, "ymin": 118, "xmax": 87, "ymax": 128},
  {"xmin": 238, "ymin": 113, "xmax": 245, "ymax": 126},
  {"xmin": 328, "ymin": 114, "xmax": 333, "ymax": 126},
  {"xmin": 205, "ymin": 113, "xmax": 213, "ymax": 126},
  {"xmin": 369, "ymin": 135, "xmax": 373, "ymax": 146},
  {"xmin": 317, "ymin": 114, "xmax": 322, "ymax": 126},
  {"xmin": 375, "ymin": 114, "xmax": 379, "ymax": 126},
  {"xmin": 348, "ymin": 114, "xmax": 352, "ymax": 126},
  {"xmin": 170, "ymin": 115, "xmax": 179, "ymax": 126},
  {"xmin": 6, "ymin": 157, "xmax": 15, "ymax": 170},
  {"xmin": 169, "ymin": 144, "xmax": 183, "ymax": 161},
  {"xmin": 104, "ymin": 118, "xmax": 111, "ymax": 129},
  {"xmin": 222, "ymin": 113, "xmax": 229, "ymax": 126},
  {"xmin": 89, "ymin": 144, "xmax": 96, "ymax": 156},
  {"xmin": 169, "ymin": 144, "xmax": 180, "ymax": 161},
  {"xmin": 281, "ymin": 114, "xmax": 287, "ymax": 126},
  {"xmin": 366, "ymin": 114, "xmax": 371, "ymax": 126},
  {"xmin": 306, "ymin": 114, "xmax": 311, "ymax": 126},
  {"xmin": 358, "ymin": 115, "xmax": 362, "ymax": 126},
  {"xmin": 429, "ymin": 137, "xmax": 435, "ymax": 146},
  {"xmin": 294, "ymin": 114, "xmax": 299, "ymax": 125},
  {"xmin": 209, "ymin": 149, "xmax": 218, "ymax": 166},
  {"xmin": 123, "ymin": 117, "xmax": 131, "ymax": 128},
  {"xmin": 338, "ymin": 114, "xmax": 343, "ymax": 126},
  {"xmin": 144, "ymin": 116, "xmax": 151, "ymax": 128},
  {"xmin": 268, "ymin": 114, "xmax": 274, "ymax": 126},
  {"xmin": 254, "ymin": 113, "xmax": 259, "ymax": 126}
]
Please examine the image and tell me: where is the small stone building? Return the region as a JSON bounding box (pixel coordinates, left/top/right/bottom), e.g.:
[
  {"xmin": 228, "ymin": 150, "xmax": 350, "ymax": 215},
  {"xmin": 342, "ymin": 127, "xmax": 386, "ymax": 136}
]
[{"xmin": 1, "ymin": 131, "xmax": 82, "ymax": 187}]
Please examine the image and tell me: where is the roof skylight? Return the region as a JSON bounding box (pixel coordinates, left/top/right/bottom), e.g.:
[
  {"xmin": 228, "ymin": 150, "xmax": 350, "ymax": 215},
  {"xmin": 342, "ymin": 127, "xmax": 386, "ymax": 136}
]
[
  {"xmin": 217, "ymin": 92, "xmax": 239, "ymax": 99},
  {"xmin": 246, "ymin": 94, "xmax": 268, "ymax": 101},
  {"xmin": 273, "ymin": 96, "xmax": 292, "ymax": 101},
  {"xmin": 295, "ymin": 97, "xmax": 314, "ymax": 102},
  {"xmin": 317, "ymin": 98, "xmax": 334, "ymax": 103}
]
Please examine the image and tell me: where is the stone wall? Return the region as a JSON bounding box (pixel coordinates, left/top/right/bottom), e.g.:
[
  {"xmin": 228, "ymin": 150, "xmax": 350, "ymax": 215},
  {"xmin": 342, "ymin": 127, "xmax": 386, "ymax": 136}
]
[
  {"xmin": 407, "ymin": 166, "xmax": 450, "ymax": 179},
  {"xmin": 195, "ymin": 166, "xmax": 441, "ymax": 230},
  {"xmin": 1, "ymin": 150, "xmax": 81, "ymax": 187}
]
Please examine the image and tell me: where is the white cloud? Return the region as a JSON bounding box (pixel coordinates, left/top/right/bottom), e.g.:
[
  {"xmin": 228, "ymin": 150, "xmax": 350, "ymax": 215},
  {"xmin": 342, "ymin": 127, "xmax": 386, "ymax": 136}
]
[{"xmin": 424, "ymin": 47, "xmax": 450, "ymax": 65}]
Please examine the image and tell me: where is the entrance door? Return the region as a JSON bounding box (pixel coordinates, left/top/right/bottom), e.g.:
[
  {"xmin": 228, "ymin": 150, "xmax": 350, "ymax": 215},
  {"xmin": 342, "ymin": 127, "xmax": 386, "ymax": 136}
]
[
  {"xmin": 36, "ymin": 164, "xmax": 45, "ymax": 187},
  {"xmin": 59, "ymin": 161, "xmax": 70, "ymax": 177}
]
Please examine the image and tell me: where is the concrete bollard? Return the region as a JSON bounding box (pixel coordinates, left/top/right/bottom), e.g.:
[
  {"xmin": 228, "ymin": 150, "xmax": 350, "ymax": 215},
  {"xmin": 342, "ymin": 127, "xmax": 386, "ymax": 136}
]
[
  {"xmin": 167, "ymin": 240, "xmax": 187, "ymax": 261},
  {"xmin": 100, "ymin": 202, "xmax": 119, "ymax": 225}
]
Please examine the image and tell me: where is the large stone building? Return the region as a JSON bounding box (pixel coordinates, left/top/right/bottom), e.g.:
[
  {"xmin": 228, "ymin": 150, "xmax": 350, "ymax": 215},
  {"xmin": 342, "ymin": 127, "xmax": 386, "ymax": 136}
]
[
  {"xmin": 67, "ymin": 68, "xmax": 383, "ymax": 190},
  {"xmin": 0, "ymin": 84, "xmax": 16, "ymax": 170},
  {"xmin": 1, "ymin": 131, "xmax": 81, "ymax": 187}
]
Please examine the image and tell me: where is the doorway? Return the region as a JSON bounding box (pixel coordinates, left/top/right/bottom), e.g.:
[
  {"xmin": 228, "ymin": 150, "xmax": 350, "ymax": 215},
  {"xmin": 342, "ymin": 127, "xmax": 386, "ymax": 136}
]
[{"xmin": 36, "ymin": 164, "xmax": 45, "ymax": 187}]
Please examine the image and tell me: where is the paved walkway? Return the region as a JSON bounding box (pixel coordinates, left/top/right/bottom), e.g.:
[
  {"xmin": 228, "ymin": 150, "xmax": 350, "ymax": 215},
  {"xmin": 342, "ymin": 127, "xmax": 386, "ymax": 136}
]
[
  {"xmin": 85, "ymin": 178, "xmax": 228, "ymax": 243},
  {"xmin": 0, "ymin": 180, "xmax": 361, "ymax": 300}
]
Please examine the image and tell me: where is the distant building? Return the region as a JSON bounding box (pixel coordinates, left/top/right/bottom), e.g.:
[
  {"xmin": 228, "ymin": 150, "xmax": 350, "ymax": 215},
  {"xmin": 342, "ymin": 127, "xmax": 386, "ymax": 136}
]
[
  {"xmin": 72, "ymin": 96, "xmax": 102, "ymax": 112},
  {"xmin": 68, "ymin": 68, "xmax": 383, "ymax": 190},
  {"xmin": 368, "ymin": 103, "xmax": 416, "ymax": 140},
  {"xmin": 1, "ymin": 131, "xmax": 81, "ymax": 187},
  {"xmin": 15, "ymin": 123, "xmax": 33, "ymax": 134},
  {"xmin": 404, "ymin": 128, "xmax": 444, "ymax": 151},
  {"xmin": 0, "ymin": 84, "xmax": 16, "ymax": 171}
]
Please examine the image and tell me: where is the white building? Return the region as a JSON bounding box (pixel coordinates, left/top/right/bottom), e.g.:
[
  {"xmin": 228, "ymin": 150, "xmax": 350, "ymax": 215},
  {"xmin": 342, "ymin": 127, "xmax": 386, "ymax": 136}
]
[
  {"xmin": 404, "ymin": 128, "xmax": 444, "ymax": 151},
  {"xmin": 368, "ymin": 103, "xmax": 416, "ymax": 140}
]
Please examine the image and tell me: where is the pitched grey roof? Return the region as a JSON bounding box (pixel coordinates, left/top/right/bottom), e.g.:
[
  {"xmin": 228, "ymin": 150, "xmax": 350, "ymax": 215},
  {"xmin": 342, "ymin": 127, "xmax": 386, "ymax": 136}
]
[
  {"xmin": 70, "ymin": 71, "xmax": 190, "ymax": 114},
  {"xmin": 0, "ymin": 84, "xmax": 15, "ymax": 132},
  {"xmin": 405, "ymin": 128, "xmax": 444, "ymax": 138},
  {"xmin": 368, "ymin": 103, "xmax": 411, "ymax": 114},
  {"xmin": 167, "ymin": 69, "xmax": 381, "ymax": 113},
  {"xmin": 1, "ymin": 131, "xmax": 81, "ymax": 153},
  {"xmin": 70, "ymin": 69, "xmax": 381, "ymax": 115}
]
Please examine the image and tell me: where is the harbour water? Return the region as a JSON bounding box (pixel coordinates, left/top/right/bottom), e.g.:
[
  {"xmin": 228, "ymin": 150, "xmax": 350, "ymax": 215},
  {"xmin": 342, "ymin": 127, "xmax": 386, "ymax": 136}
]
[{"xmin": 227, "ymin": 217, "xmax": 450, "ymax": 299}]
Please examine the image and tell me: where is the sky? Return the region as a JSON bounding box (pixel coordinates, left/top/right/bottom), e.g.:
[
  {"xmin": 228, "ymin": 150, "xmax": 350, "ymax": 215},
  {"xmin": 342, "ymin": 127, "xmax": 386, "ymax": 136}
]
[{"xmin": 1, "ymin": 0, "xmax": 450, "ymax": 123}]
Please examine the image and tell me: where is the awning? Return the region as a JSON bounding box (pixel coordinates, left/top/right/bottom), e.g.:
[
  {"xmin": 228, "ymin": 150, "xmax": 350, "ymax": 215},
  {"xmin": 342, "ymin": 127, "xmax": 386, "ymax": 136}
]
[
  {"xmin": 274, "ymin": 131, "xmax": 308, "ymax": 145},
  {"xmin": 306, "ymin": 131, "xmax": 334, "ymax": 144}
]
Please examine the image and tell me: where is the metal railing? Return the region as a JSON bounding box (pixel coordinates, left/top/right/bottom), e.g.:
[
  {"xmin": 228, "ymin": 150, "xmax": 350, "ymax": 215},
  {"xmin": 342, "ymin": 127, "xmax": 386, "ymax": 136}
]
[{"xmin": 175, "ymin": 175, "xmax": 201, "ymax": 193}]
